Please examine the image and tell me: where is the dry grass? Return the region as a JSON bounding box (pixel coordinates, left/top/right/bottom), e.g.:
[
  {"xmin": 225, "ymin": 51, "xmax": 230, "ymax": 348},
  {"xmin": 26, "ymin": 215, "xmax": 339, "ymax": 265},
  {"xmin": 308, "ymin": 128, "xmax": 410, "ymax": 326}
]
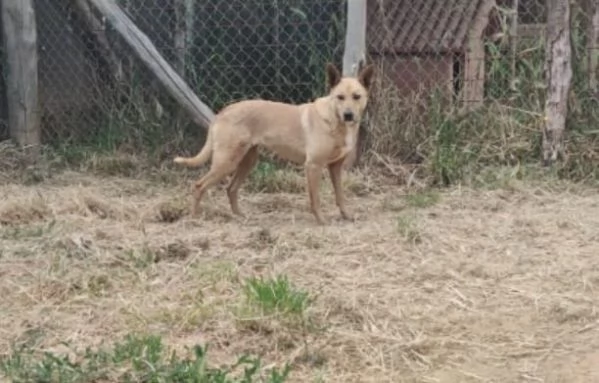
[{"xmin": 1, "ymin": 169, "xmax": 599, "ymax": 382}]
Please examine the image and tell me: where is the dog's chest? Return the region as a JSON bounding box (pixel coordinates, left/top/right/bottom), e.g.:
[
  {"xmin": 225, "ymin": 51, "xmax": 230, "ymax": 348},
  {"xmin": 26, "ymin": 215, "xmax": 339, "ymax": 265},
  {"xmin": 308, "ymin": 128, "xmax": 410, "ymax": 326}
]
[
  {"xmin": 328, "ymin": 127, "xmax": 356, "ymax": 163},
  {"xmin": 344, "ymin": 129, "xmax": 355, "ymax": 149}
]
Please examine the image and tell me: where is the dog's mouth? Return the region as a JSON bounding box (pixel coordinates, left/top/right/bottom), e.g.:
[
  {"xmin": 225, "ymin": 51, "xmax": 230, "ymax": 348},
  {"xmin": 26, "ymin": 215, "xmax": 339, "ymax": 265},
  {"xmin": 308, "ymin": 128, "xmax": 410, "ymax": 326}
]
[{"xmin": 342, "ymin": 112, "xmax": 356, "ymax": 123}]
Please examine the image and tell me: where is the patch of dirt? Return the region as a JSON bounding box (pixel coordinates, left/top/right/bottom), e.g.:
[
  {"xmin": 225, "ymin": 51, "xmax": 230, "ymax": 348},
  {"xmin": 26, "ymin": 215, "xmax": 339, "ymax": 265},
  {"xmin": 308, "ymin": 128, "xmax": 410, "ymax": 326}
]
[{"xmin": 1, "ymin": 172, "xmax": 599, "ymax": 382}]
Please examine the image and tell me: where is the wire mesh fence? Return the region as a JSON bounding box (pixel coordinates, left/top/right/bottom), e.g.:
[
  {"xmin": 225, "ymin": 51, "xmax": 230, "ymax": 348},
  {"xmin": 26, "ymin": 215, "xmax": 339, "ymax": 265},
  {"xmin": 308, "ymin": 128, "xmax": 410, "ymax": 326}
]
[
  {"xmin": 0, "ymin": 11, "xmax": 7, "ymax": 141},
  {"xmin": 1, "ymin": 0, "xmax": 598, "ymax": 162},
  {"xmin": 3, "ymin": 0, "xmax": 346, "ymax": 156}
]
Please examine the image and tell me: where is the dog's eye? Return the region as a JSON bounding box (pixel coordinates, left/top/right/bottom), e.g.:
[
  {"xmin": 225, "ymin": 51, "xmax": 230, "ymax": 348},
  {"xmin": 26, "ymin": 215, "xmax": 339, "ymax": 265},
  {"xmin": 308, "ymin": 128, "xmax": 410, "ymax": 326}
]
[
  {"xmin": 336, "ymin": 95, "xmax": 345, "ymax": 101},
  {"xmin": 352, "ymin": 94, "xmax": 361, "ymax": 100}
]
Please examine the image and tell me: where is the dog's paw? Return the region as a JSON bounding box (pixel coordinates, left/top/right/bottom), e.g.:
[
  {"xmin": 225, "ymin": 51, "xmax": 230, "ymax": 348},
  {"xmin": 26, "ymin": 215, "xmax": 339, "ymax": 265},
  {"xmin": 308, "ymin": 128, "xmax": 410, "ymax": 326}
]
[
  {"xmin": 232, "ymin": 212, "xmax": 248, "ymax": 224},
  {"xmin": 340, "ymin": 211, "xmax": 355, "ymax": 222}
]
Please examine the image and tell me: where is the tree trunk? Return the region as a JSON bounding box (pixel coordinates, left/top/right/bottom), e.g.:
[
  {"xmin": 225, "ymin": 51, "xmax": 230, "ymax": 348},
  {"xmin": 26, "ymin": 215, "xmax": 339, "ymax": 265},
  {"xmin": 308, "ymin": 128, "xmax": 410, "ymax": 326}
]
[
  {"xmin": 1, "ymin": 0, "xmax": 41, "ymax": 159},
  {"xmin": 543, "ymin": 0, "xmax": 573, "ymax": 166}
]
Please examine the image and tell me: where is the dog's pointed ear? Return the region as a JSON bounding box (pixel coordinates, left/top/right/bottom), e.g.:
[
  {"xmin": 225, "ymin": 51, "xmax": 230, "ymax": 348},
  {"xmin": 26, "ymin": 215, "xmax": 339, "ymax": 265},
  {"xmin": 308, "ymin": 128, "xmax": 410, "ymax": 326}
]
[
  {"xmin": 326, "ymin": 62, "xmax": 342, "ymax": 89},
  {"xmin": 358, "ymin": 64, "xmax": 375, "ymax": 90}
]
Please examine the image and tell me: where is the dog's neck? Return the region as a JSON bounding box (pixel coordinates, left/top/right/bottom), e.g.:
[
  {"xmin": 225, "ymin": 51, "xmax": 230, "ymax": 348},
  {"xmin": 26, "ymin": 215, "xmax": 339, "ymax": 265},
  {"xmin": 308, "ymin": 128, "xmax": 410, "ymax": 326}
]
[{"xmin": 312, "ymin": 96, "xmax": 330, "ymax": 120}]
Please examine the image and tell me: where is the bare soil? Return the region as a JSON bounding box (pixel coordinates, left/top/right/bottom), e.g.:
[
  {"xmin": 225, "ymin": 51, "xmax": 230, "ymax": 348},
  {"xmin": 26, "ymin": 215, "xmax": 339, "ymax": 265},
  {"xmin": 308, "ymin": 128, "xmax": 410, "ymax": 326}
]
[{"xmin": 1, "ymin": 171, "xmax": 598, "ymax": 382}]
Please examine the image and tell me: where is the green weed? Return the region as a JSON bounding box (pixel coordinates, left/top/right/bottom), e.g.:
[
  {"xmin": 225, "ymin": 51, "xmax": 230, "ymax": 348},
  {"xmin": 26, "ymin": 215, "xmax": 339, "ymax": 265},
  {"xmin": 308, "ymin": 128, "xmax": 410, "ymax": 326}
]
[
  {"xmin": 405, "ymin": 190, "xmax": 441, "ymax": 209},
  {"xmin": 0, "ymin": 334, "xmax": 291, "ymax": 382},
  {"xmin": 243, "ymin": 275, "xmax": 312, "ymax": 318},
  {"xmin": 247, "ymin": 161, "xmax": 304, "ymax": 194},
  {"xmin": 396, "ymin": 213, "xmax": 421, "ymax": 244}
]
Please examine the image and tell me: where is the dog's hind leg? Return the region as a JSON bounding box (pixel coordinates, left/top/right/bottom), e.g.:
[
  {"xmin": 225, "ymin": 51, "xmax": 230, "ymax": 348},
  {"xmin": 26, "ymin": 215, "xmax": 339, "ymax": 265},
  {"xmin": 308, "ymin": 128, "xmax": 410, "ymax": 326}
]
[
  {"xmin": 328, "ymin": 159, "xmax": 352, "ymax": 221},
  {"xmin": 226, "ymin": 146, "xmax": 259, "ymax": 216},
  {"xmin": 191, "ymin": 170, "xmax": 227, "ymax": 217},
  {"xmin": 191, "ymin": 143, "xmax": 250, "ymax": 217}
]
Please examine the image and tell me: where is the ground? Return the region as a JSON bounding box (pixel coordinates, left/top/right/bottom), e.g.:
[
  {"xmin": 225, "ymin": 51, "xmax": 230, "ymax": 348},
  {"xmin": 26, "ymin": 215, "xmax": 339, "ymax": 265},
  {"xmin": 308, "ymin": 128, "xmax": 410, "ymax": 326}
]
[{"xmin": 1, "ymin": 169, "xmax": 599, "ymax": 382}]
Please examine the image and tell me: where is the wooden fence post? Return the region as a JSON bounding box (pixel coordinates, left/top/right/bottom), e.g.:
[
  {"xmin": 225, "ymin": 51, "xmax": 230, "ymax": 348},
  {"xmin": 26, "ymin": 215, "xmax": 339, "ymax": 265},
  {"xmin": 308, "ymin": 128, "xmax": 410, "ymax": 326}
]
[
  {"xmin": 542, "ymin": 0, "xmax": 573, "ymax": 166},
  {"xmin": 583, "ymin": 0, "xmax": 599, "ymax": 92},
  {"xmin": 342, "ymin": 0, "xmax": 367, "ymax": 169},
  {"xmin": 1, "ymin": 0, "xmax": 41, "ymax": 159}
]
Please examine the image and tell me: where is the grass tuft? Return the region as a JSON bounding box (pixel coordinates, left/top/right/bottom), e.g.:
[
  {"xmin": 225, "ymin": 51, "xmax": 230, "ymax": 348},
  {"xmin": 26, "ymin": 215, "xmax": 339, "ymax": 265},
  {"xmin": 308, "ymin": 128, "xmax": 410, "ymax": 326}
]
[
  {"xmin": 405, "ymin": 190, "xmax": 441, "ymax": 208},
  {"xmin": 243, "ymin": 275, "xmax": 312, "ymax": 318},
  {"xmin": 396, "ymin": 213, "xmax": 422, "ymax": 244},
  {"xmin": 0, "ymin": 334, "xmax": 291, "ymax": 382},
  {"xmin": 246, "ymin": 161, "xmax": 305, "ymax": 194}
]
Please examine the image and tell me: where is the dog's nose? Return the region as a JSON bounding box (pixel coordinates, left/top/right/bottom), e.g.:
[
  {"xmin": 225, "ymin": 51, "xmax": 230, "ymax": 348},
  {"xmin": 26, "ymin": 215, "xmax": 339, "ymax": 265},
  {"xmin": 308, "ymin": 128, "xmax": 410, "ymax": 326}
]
[{"xmin": 343, "ymin": 111, "xmax": 354, "ymax": 122}]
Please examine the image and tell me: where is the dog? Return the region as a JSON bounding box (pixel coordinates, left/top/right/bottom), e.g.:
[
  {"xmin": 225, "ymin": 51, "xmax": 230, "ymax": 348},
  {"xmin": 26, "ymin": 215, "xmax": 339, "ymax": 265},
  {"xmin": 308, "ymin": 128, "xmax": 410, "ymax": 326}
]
[{"xmin": 173, "ymin": 62, "xmax": 375, "ymax": 225}]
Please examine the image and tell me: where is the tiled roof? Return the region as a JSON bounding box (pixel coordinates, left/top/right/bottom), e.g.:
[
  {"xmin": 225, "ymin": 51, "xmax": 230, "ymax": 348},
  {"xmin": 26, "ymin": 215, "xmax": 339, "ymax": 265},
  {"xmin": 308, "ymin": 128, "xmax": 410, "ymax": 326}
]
[{"xmin": 367, "ymin": 0, "xmax": 497, "ymax": 54}]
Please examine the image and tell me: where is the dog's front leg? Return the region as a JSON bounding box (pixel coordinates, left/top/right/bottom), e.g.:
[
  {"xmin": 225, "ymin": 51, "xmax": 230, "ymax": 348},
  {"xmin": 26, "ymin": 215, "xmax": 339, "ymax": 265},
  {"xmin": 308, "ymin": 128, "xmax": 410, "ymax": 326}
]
[
  {"xmin": 305, "ymin": 162, "xmax": 325, "ymax": 225},
  {"xmin": 328, "ymin": 160, "xmax": 351, "ymax": 221}
]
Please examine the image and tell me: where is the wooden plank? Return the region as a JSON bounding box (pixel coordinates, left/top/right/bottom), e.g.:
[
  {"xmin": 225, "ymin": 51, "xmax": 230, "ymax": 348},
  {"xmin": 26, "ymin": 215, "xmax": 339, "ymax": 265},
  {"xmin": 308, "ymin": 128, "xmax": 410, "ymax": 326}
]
[
  {"xmin": 88, "ymin": 0, "xmax": 215, "ymax": 129},
  {"xmin": 1, "ymin": 0, "xmax": 41, "ymax": 158},
  {"xmin": 342, "ymin": 0, "xmax": 367, "ymax": 169}
]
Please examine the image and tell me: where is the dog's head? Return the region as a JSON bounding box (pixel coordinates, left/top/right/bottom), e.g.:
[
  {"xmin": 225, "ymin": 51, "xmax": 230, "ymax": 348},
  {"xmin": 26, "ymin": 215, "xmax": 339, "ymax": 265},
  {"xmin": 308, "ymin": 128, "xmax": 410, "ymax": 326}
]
[{"xmin": 325, "ymin": 62, "xmax": 375, "ymax": 125}]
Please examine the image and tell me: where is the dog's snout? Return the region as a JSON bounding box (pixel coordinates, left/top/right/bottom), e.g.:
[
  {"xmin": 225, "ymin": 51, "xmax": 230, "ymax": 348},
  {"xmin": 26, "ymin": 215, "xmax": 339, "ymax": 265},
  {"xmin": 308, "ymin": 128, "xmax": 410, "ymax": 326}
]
[{"xmin": 343, "ymin": 111, "xmax": 354, "ymax": 122}]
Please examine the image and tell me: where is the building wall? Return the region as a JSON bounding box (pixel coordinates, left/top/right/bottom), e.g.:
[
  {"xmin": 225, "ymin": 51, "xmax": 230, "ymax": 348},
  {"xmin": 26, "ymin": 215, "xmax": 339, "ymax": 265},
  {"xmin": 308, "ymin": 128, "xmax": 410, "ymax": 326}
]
[{"xmin": 371, "ymin": 54, "xmax": 454, "ymax": 101}]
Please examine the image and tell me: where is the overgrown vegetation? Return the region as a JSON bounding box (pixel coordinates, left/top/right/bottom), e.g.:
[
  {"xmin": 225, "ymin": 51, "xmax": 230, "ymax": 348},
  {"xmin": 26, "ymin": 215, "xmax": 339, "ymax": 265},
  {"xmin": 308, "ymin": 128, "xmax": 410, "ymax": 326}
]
[
  {"xmin": 363, "ymin": 9, "xmax": 599, "ymax": 188},
  {"xmin": 0, "ymin": 334, "xmax": 290, "ymax": 382}
]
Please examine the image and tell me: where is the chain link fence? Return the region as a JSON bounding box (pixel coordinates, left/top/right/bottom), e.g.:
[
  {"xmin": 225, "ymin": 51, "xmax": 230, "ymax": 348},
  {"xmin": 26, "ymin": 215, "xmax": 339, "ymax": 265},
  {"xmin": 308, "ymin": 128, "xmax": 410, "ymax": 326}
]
[
  {"xmin": 0, "ymin": 11, "xmax": 7, "ymax": 140},
  {"xmin": 1, "ymin": 0, "xmax": 598, "ymax": 164},
  {"xmin": 0, "ymin": 0, "xmax": 346, "ymax": 157}
]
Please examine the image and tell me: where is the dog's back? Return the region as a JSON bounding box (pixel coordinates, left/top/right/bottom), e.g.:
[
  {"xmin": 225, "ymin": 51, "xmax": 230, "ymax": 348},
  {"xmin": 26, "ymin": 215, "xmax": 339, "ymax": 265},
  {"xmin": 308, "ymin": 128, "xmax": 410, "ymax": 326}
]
[{"xmin": 214, "ymin": 99, "xmax": 308, "ymax": 163}]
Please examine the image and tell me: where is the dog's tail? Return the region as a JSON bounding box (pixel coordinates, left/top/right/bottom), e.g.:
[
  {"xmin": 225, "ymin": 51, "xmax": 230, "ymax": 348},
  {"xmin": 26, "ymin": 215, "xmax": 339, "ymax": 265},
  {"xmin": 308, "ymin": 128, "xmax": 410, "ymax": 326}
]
[{"xmin": 173, "ymin": 126, "xmax": 213, "ymax": 168}]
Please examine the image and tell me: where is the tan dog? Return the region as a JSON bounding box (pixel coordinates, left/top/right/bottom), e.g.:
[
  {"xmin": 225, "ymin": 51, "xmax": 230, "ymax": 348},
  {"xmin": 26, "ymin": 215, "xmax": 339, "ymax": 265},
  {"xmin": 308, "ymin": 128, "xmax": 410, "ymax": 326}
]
[{"xmin": 173, "ymin": 62, "xmax": 374, "ymax": 224}]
